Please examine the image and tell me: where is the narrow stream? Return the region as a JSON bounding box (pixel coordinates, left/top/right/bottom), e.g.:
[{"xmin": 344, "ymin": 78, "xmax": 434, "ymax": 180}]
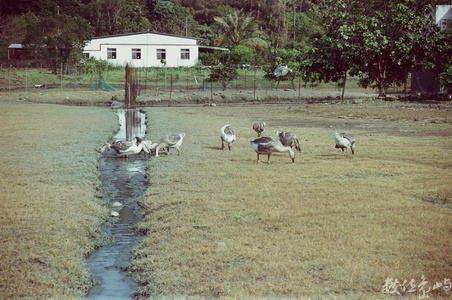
[{"xmin": 88, "ymin": 109, "xmax": 148, "ymax": 300}]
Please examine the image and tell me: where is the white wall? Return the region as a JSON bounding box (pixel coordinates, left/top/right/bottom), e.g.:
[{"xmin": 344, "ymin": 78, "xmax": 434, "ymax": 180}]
[
  {"xmin": 435, "ymin": 5, "xmax": 452, "ymax": 29},
  {"xmin": 83, "ymin": 32, "xmax": 201, "ymax": 68}
]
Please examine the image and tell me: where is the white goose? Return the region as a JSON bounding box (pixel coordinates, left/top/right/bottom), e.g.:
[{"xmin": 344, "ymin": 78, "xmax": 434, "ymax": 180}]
[
  {"xmin": 250, "ymin": 136, "xmax": 295, "ymax": 163},
  {"xmin": 98, "ymin": 137, "xmax": 138, "ymax": 153},
  {"xmin": 141, "ymin": 138, "xmax": 159, "ymax": 153},
  {"xmin": 334, "ymin": 132, "xmax": 356, "ymax": 156},
  {"xmin": 220, "ymin": 124, "xmax": 236, "ymax": 150},
  {"xmin": 98, "ymin": 137, "xmax": 149, "ymax": 158},
  {"xmin": 275, "ymin": 131, "xmax": 301, "ymax": 152},
  {"xmin": 252, "ymin": 121, "xmax": 266, "ymax": 137},
  {"xmin": 155, "ymin": 133, "xmax": 186, "ymax": 157}
]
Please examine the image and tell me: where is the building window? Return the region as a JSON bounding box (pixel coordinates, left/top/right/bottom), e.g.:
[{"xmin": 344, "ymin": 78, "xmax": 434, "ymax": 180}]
[
  {"xmin": 132, "ymin": 48, "xmax": 141, "ymax": 59},
  {"xmin": 157, "ymin": 49, "xmax": 166, "ymax": 60},
  {"xmin": 84, "ymin": 53, "xmax": 90, "ymax": 59},
  {"xmin": 181, "ymin": 49, "xmax": 190, "ymax": 60},
  {"xmin": 107, "ymin": 48, "xmax": 116, "ymax": 59}
]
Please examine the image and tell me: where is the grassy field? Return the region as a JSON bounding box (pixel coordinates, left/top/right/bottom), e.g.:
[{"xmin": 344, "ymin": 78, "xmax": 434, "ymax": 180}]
[
  {"xmin": 0, "ymin": 91, "xmax": 450, "ymax": 299},
  {"xmin": 132, "ymin": 101, "xmax": 452, "ymax": 299},
  {"xmin": 0, "ymin": 102, "xmax": 117, "ymax": 298}
]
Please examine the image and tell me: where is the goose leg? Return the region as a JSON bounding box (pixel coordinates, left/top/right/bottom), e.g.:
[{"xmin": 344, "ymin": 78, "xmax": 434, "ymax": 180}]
[
  {"xmin": 267, "ymin": 153, "xmax": 271, "ymax": 164},
  {"xmin": 221, "ymin": 139, "xmax": 225, "ymax": 150},
  {"xmin": 256, "ymin": 153, "xmax": 260, "ymax": 163}
]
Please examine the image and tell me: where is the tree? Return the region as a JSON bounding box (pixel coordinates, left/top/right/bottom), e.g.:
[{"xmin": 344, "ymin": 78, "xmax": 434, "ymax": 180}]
[
  {"xmin": 146, "ymin": 0, "xmax": 199, "ymax": 36},
  {"xmin": 0, "ymin": 0, "xmax": 59, "ymax": 16},
  {"xmin": 229, "ymin": 45, "xmax": 255, "ymax": 66},
  {"xmin": 23, "ymin": 13, "xmax": 94, "ymax": 73},
  {"xmin": 267, "ymin": 0, "xmax": 290, "ymax": 48},
  {"xmin": 302, "ymin": 0, "xmax": 440, "ymax": 97},
  {"xmin": 300, "ymin": 0, "xmax": 360, "ymax": 99},
  {"xmin": 208, "ymin": 53, "xmax": 238, "ymax": 91},
  {"xmin": 0, "ymin": 15, "xmax": 27, "ymax": 46},
  {"xmin": 428, "ymin": 18, "xmax": 452, "ymax": 93},
  {"xmin": 81, "ymin": 0, "xmax": 150, "ymax": 36},
  {"xmin": 213, "ymin": 9, "xmax": 267, "ymax": 49},
  {"xmin": 354, "ymin": 1, "xmax": 438, "ymax": 96},
  {"xmin": 263, "ymin": 47, "xmax": 300, "ymax": 90}
]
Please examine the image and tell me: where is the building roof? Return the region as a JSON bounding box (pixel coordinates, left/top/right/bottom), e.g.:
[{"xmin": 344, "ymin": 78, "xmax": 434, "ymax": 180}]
[
  {"xmin": 8, "ymin": 44, "xmax": 26, "ymax": 49},
  {"xmin": 199, "ymin": 45, "xmax": 229, "ymax": 52},
  {"xmin": 90, "ymin": 31, "xmax": 207, "ymax": 43}
]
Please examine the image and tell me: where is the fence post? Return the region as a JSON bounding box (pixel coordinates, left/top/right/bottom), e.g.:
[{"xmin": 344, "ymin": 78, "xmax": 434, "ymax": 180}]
[
  {"xmin": 155, "ymin": 68, "xmax": 158, "ymax": 95},
  {"xmin": 169, "ymin": 70, "xmax": 173, "ymax": 105},
  {"xmin": 298, "ymin": 76, "xmax": 301, "ymax": 101},
  {"xmin": 8, "ymin": 65, "xmax": 11, "ymax": 91},
  {"xmin": 210, "ymin": 80, "xmax": 213, "ymax": 103},
  {"xmin": 253, "ymin": 69, "xmax": 256, "ymax": 100},
  {"xmin": 60, "ymin": 63, "xmax": 63, "ymax": 92}
]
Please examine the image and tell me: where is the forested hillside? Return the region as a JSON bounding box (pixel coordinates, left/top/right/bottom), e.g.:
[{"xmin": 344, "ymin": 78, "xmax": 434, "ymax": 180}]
[
  {"xmin": 0, "ymin": 0, "xmax": 451, "ymax": 95},
  {"xmin": 0, "ymin": 0, "xmax": 324, "ymax": 48}
]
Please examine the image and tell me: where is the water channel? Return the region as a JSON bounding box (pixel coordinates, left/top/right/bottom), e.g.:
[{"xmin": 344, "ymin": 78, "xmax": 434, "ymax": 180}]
[{"xmin": 88, "ymin": 109, "xmax": 148, "ymax": 299}]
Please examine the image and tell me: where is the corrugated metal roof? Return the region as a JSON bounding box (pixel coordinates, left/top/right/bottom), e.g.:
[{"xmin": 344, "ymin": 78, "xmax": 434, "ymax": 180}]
[
  {"xmin": 8, "ymin": 44, "xmax": 25, "ymax": 49},
  {"xmin": 90, "ymin": 31, "xmax": 206, "ymax": 42},
  {"xmin": 199, "ymin": 46, "xmax": 229, "ymax": 51}
]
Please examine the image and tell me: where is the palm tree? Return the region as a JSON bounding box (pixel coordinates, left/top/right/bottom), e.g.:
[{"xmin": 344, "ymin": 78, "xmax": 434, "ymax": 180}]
[{"xmin": 213, "ymin": 9, "xmax": 267, "ymax": 49}]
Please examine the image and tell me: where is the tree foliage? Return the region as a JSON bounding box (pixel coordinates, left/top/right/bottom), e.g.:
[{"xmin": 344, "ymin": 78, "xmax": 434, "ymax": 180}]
[
  {"xmin": 0, "ymin": 15, "xmax": 27, "ymax": 45},
  {"xmin": 428, "ymin": 19, "xmax": 452, "ymax": 92},
  {"xmin": 213, "ymin": 9, "xmax": 267, "ymax": 49},
  {"xmin": 146, "ymin": 0, "xmax": 199, "ymax": 36},
  {"xmin": 263, "ymin": 47, "xmax": 300, "ymax": 89},
  {"xmin": 302, "ymin": 0, "xmax": 444, "ymax": 97},
  {"xmin": 208, "ymin": 53, "xmax": 238, "ymax": 91},
  {"xmin": 23, "ymin": 13, "xmax": 94, "ymax": 72},
  {"xmin": 81, "ymin": 0, "xmax": 150, "ymax": 36}
]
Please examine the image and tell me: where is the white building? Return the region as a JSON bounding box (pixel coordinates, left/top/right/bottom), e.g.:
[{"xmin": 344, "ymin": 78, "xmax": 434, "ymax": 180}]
[
  {"xmin": 435, "ymin": 5, "xmax": 452, "ymax": 29},
  {"xmin": 83, "ymin": 31, "xmax": 206, "ymax": 68}
]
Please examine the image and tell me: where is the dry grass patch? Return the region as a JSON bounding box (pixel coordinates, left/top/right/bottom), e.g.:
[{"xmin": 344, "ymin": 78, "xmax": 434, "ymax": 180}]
[
  {"xmin": 132, "ymin": 101, "xmax": 452, "ymax": 299},
  {"xmin": 0, "ymin": 102, "xmax": 117, "ymax": 298}
]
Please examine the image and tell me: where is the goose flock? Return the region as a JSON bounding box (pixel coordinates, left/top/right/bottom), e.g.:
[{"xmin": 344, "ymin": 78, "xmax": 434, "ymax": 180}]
[
  {"xmin": 98, "ymin": 121, "xmax": 356, "ymax": 162},
  {"xmin": 221, "ymin": 122, "xmax": 355, "ymax": 164}
]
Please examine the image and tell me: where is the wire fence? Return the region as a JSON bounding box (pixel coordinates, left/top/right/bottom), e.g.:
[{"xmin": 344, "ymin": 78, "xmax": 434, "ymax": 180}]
[{"xmin": 1, "ymin": 64, "xmax": 409, "ymax": 99}]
